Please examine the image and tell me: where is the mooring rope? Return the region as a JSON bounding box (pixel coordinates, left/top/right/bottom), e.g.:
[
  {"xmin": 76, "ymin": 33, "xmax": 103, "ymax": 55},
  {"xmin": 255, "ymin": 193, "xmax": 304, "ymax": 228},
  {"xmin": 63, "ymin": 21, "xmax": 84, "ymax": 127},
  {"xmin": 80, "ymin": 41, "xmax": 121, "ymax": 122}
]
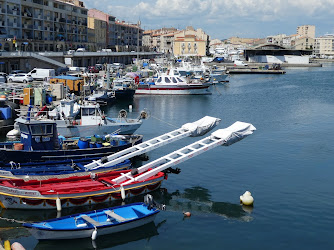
[
  {"xmin": 0, "ymin": 216, "xmax": 27, "ymax": 224},
  {"xmin": 150, "ymin": 115, "xmax": 179, "ymax": 129}
]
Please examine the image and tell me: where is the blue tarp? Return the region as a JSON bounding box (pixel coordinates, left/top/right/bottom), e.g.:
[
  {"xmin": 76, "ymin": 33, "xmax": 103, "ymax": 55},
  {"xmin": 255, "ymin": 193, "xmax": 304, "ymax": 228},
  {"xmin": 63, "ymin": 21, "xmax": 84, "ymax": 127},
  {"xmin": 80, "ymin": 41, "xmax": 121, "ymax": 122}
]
[{"xmin": 52, "ymin": 76, "xmax": 82, "ymax": 80}]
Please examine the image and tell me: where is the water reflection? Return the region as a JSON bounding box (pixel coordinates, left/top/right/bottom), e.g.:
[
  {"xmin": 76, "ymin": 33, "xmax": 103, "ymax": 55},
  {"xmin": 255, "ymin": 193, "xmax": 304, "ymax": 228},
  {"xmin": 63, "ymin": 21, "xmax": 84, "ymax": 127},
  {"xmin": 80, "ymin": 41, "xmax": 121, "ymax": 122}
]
[
  {"xmin": 34, "ymin": 221, "xmax": 163, "ymax": 250},
  {"xmin": 154, "ymin": 186, "xmax": 253, "ymax": 222}
]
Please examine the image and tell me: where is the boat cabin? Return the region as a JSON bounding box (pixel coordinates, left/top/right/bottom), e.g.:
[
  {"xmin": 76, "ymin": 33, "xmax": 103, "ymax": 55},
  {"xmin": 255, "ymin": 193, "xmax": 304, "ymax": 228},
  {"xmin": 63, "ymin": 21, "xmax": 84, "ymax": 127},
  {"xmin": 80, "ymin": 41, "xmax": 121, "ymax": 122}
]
[{"xmin": 17, "ymin": 118, "xmax": 59, "ymax": 150}]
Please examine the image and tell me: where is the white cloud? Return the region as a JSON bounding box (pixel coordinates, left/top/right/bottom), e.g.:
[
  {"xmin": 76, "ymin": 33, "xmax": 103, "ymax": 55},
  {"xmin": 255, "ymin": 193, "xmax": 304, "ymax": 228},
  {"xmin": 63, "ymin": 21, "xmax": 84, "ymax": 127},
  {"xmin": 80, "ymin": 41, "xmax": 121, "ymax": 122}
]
[{"xmin": 84, "ymin": 0, "xmax": 334, "ymax": 37}]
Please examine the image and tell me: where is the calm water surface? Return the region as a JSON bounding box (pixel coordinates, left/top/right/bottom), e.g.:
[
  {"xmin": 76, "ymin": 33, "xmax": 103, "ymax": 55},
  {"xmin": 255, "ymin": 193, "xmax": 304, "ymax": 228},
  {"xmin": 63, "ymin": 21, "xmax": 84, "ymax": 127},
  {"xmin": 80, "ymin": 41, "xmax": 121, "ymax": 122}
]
[{"xmin": 1, "ymin": 64, "xmax": 334, "ymax": 249}]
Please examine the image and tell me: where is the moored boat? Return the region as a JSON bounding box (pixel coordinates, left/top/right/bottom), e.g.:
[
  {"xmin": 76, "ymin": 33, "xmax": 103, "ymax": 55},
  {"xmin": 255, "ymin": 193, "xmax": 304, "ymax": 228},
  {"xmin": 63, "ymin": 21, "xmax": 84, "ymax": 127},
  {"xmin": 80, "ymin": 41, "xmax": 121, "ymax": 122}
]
[
  {"xmin": 23, "ymin": 197, "xmax": 160, "ymax": 240},
  {"xmin": 0, "ymin": 117, "xmax": 143, "ymax": 163},
  {"xmin": 0, "ymin": 120, "xmax": 256, "ymax": 210},
  {"xmin": 136, "ymin": 69, "xmax": 211, "ymax": 95}
]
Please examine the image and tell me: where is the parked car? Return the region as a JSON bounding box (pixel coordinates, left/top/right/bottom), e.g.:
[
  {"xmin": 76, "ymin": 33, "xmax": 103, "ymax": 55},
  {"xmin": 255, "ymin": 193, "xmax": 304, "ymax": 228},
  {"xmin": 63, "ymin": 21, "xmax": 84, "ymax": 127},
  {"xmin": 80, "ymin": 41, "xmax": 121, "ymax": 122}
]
[
  {"xmin": 0, "ymin": 72, "xmax": 7, "ymax": 83},
  {"xmin": 8, "ymin": 73, "xmax": 33, "ymax": 83},
  {"xmin": 11, "ymin": 70, "xmax": 25, "ymax": 74},
  {"xmin": 88, "ymin": 66, "xmax": 99, "ymax": 73}
]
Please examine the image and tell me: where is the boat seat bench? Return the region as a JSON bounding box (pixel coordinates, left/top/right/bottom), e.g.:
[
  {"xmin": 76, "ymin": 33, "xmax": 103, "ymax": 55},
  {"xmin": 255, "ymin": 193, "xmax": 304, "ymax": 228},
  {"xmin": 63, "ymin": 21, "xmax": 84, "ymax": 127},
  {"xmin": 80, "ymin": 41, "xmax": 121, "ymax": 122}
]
[
  {"xmin": 80, "ymin": 215, "xmax": 103, "ymax": 227},
  {"xmin": 105, "ymin": 210, "xmax": 127, "ymax": 222}
]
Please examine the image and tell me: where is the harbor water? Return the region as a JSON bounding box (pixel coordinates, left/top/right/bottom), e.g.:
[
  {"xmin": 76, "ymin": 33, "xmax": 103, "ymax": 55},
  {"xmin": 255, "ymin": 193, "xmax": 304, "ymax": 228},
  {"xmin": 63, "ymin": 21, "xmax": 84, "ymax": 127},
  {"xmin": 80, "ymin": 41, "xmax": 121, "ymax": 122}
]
[{"xmin": 1, "ymin": 64, "xmax": 334, "ymax": 249}]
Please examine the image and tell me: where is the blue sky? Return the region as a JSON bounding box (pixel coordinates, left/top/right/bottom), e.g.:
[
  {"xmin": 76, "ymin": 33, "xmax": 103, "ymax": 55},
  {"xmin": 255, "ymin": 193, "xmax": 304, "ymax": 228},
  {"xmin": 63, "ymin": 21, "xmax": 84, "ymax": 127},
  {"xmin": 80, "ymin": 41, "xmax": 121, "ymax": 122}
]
[{"xmin": 85, "ymin": 0, "xmax": 334, "ymax": 39}]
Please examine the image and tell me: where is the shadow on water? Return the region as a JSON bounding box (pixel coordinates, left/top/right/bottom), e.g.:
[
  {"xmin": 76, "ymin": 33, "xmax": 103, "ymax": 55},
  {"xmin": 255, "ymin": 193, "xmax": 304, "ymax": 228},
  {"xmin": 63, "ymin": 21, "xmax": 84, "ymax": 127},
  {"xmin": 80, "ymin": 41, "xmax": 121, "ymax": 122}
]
[
  {"xmin": 34, "ymin": 221, "xmax": 163, "ymax": 250},
  {"xmin": 0, "ymin": 186, "xmax": 252, "ymax": 248}
]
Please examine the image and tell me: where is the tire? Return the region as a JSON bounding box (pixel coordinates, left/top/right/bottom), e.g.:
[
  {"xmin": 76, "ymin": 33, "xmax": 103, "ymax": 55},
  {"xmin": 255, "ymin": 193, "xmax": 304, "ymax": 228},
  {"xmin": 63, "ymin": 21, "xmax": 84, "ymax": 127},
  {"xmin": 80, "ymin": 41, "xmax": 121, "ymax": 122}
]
[{"xmin": 8, "ymin": 78, "xmax": 12, "ymax": 82}]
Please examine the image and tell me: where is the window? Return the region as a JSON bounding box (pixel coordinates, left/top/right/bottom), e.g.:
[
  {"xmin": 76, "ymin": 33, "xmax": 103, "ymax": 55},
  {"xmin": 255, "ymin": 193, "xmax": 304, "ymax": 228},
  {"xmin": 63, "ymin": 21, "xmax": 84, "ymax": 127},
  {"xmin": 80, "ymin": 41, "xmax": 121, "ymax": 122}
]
[
  {"xmin": 82, "ymin": 108, "xmax": 96, "ymax": 116},
  {"xmin": 165, "ymin": 77, "xmax": 171, "ymax": 83},
  {"xmin": 171, "ymin": 77, "xmax": 177, "ymax": 83},
  {"xmin": 156, "ymin": 77, "xmax": 162, "ymax": 83},
  {"xmin": 19, "ymin": 124, "xmax": 29, "ymax": 134}
]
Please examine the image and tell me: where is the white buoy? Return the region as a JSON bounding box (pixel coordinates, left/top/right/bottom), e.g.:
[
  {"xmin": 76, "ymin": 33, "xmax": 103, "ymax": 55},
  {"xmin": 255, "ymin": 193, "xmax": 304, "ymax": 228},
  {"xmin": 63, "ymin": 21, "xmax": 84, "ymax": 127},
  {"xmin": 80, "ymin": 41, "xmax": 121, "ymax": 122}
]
[
  {"xmin": 92, "ymin": 228, "xmax": 98, "ymax": 240},
  {"xmin": 120, "ymin": 186, "xmax": 126, "ymax": 200},
  {"xmin": 56, "ymin": 197, "xmax": 62, "ymax": 211},
  {"xmin": 129, "ymin": 105, "xmax": 133, "ymax": 112},
  {"xmin": 240, "ymin": 191, "xmax": 254, "ymax": 206}
]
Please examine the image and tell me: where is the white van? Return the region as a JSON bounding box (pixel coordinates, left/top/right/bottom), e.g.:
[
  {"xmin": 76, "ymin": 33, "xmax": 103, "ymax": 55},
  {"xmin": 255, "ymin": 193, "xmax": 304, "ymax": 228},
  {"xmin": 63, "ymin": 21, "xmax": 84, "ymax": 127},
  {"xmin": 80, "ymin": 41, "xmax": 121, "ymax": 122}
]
[
  {"xmin": 76, "ymin": 48, "xmax": 86, "ymax": 52},
  {"xmin": 29, "ymin": 68, "xmax": 55, "ymax": 81}
]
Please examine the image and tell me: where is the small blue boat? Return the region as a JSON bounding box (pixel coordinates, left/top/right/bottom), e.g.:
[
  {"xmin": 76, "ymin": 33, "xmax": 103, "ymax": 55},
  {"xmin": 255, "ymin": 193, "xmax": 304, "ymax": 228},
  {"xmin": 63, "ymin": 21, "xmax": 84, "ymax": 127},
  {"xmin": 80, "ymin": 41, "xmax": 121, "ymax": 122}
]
[{"xmin": 23, "ymin": 196, "xmax": 161, "ymax": 240}]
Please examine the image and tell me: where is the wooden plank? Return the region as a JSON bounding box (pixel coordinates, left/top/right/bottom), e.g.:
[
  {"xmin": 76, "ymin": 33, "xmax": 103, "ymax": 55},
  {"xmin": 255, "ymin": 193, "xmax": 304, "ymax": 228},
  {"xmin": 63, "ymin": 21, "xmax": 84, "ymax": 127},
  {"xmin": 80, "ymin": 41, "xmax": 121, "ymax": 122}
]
[
  {"xmin": 80, "ymin": 215, "xmax": 103, "ymax": 227},
  {"xmin": 105, "ymin": 210, "xmax": 127, "ymax": 222}
]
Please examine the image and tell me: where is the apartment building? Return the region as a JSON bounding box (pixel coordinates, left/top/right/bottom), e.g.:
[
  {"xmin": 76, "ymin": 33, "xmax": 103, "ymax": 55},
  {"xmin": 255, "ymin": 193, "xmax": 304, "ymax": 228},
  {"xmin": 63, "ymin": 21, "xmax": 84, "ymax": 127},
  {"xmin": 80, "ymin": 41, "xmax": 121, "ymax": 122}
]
[
  {"xmin": 173, "ymin": 34, "xmax": 206, "ymax": 57},
  {"xmin": 291, "ymin": 36, "xmax": 314, "ymax": 50},
  {"xmin": 142, "ymin": 28, "xmax": 178, "ymax": 53},
  {"xmin": 314, "ymin": 34, "xmax": 334, "ymax": 57},
  {"xmin": 88, "ymin": 9, "xmax": 142, "ymax": 52},
  {"xmin": 297, "ymin": 25, "xmax": 315, "ymax": 39},
  {"xmin": 0, "ymin": 0, "xmax": 90, "ymax": 52}
]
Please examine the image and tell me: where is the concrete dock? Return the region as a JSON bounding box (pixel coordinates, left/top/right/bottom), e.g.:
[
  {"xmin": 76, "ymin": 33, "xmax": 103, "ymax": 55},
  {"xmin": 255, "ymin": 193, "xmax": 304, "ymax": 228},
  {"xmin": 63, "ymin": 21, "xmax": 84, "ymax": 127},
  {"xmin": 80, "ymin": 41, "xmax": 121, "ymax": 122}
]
[{"xmin": 227, "ymin": 67, "xmax": 286, "ymax": 74}]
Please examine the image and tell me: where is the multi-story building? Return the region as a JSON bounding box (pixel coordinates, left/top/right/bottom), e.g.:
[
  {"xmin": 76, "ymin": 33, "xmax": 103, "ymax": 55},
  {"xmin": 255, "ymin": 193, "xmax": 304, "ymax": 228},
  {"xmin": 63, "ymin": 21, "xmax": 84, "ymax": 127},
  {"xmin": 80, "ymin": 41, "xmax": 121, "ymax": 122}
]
[
  {"xmin": 314, "ymin": 34, "xmax": 334, "ymax": 57},
  {"xmin": 174, "ymin": 26, "xmax": 209, "ymax": 55},
  {"xmin": 291, "ymin": 36, "xmax": 314, "ymax": 50},
  {"xmin": 297, "ymin": 25, "xmax": 315, "ymax": 39},
  {"xmin": 111, "ymin": 20, "xmax": 142, "ymax": 52},
  {"xmin": 88, "ymin": 9, "xmax": 142, "ymax": 52},
  {"xmin": 0, "ymin": 0, "xmax": 90, "ymax": 52},
  {"xmin": 87, "ymin": 9, "xmax": 108, "ymax": 51},
  {"xmin": 142, "ymin": 27, "xmax": 178, "ymax": 53},
  {"xmin": 173, "ymin": 34, "xmax": 206, "ymax": 57}
]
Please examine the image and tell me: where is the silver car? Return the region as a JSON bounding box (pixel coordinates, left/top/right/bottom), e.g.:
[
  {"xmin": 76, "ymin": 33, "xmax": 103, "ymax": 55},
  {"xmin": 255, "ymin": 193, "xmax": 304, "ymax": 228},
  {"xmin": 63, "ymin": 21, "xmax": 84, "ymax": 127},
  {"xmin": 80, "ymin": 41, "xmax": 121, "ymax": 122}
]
[{"xmin": 8, "ymin": 73, "xmax": 33, "ymax": 83}]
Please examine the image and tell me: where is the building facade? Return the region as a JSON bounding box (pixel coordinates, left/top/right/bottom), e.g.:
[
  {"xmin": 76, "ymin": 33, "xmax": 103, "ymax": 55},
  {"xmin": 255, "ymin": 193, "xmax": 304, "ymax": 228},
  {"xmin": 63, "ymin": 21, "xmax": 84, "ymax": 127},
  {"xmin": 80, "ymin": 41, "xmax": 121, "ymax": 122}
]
[
  {"xmin": 0, "ymin": 0, "xmax": 90, "ymax": 52},
  {"xmin": 297, "ymin": 25, "xmax": 315, "ymax": 39},
  {"xmin": 314, "ymin": 35, "xmax": 334, "ymax": 57},
  {"xmin": 87, "ymin": 16, "xmax": 107, "ymax": 50},
  {"xmin": 173, "ymin": 34, "xmax": 206, "ymax": 57}
]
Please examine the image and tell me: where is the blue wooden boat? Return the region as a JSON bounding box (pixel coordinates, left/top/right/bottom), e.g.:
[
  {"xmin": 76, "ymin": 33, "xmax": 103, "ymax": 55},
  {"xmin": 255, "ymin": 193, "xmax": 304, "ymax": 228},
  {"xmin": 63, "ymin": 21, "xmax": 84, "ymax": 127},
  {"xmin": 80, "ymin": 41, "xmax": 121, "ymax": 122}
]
[
  {"xmin": 23, "ymin": 198, "xmax": 160, "ymax": 240},
  {"xmin": 0, "ymin": 117, "xmax": 143, "ymax": 163}
]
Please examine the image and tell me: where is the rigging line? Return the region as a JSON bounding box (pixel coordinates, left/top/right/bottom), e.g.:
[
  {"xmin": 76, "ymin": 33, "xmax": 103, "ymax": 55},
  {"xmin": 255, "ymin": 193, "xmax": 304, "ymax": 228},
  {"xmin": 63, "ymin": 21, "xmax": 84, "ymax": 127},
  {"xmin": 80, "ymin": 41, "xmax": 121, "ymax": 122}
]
[
  {"xmin": 213, "ymin": 84, "xmax": 222, "ymax": 96},
  {"xmin": 150, "ymin": 115, "xmax": 179, "ymax": 129}
]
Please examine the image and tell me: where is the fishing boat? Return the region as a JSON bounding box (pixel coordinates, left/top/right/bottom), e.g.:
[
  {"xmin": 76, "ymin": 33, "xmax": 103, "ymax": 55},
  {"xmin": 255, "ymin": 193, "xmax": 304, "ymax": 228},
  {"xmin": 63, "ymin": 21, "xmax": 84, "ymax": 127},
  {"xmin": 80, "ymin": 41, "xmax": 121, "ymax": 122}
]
[
  {"xmin": 23, "ymin": 195, "xmax": 161, "ymax": 240},
  {"xmin": 8, "ymin": 101, "xmax": 146, "ymax": 138},
  {"xmin": 112, "ymin": 77, "xmax": 137, "ymax": 100},
  {"xmin": 0, "ymin": 117, "xmax": 143, "ymax": 163},
  {"xmin": 0, "ymin": 120, "xmax": 255, "ymax": 210},
  {"xmin": 85, "ymin": 89, "xmax": 115, "ymax": 105},
  {"xmin": 0, "ymin": 116, "xmax": 221, "ymax": 179},
  {"xmin": 136, "ymin": 69, "xmax": 211, "ymax": 95}
]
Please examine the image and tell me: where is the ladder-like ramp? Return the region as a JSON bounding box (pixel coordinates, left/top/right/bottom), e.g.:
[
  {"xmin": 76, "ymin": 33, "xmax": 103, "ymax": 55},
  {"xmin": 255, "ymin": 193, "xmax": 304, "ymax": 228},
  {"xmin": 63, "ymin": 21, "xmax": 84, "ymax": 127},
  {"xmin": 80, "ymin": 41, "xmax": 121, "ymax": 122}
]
[
  {"xmin": 83, "ymin": 116, "xmax": 221, "ymax": 171},
  {"xmin": 111, "ymin": 121, "xmax": 256, "ymax": 185}
]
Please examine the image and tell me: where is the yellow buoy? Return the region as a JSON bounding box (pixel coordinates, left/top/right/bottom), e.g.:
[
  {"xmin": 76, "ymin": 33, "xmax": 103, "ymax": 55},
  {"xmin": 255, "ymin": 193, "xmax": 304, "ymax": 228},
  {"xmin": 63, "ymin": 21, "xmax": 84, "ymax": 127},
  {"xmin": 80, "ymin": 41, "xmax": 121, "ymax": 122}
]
[{"xmin": 240, "ymin": 191, "xmax": 254, "ymax": 206}]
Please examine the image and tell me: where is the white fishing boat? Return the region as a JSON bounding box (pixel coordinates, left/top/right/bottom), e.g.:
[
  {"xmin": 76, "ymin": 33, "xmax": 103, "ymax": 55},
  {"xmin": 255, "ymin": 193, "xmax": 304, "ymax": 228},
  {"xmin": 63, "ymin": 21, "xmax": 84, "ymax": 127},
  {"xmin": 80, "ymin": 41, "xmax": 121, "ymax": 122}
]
[
  {"xmin": 136, "ymin": 69, "xmax": 211, "ymax": 95},
  {"xmin": 8, "ymin": 101, "xmax": 146, "ymax": 138}
]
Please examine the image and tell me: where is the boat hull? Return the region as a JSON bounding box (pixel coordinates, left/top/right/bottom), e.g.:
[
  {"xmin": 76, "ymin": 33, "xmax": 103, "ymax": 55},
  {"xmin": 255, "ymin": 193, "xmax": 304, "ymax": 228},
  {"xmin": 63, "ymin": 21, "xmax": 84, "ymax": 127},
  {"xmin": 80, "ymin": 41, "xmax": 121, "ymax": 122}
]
[
  {"xmin": 0, "ymin": 175, "xmax": 164, "ymax": 210},
  {"xmin": 26, "ymin": 213, "xmax": 157, "ymax": 240},
  {"xmin": 56, "ymin": 121, "xmax": 142, "ymax": 138},
  {"xmin": 0, "ymin": 137, "xmax": 142, "ymax": 163},
  {"xmin": 135, "ymin": 84, "xmax": 211, "ymax": 95}
]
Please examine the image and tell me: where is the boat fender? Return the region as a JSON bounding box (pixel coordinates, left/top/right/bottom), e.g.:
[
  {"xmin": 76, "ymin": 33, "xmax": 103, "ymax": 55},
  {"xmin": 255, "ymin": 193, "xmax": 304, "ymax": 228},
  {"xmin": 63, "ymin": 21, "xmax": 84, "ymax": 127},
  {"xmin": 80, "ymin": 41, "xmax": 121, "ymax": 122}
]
[
  {"xmin": 91, "ymin": 228, "xmax": 98, "ymax": 240},
  {"xmin": 4, "ymin": 240, "xmax": 10, "ymax": 250},
  {"xmin": 120, "ymin": 186, "xmax": 126, "ymax": 200},
  {"xmin": 56, "ymin": 197, "xmax": 62, "ymax": 211},
  {"xmin": 131, "ymin": 168, "xmax": 138, "ymax": 176},
  {"xmin": 240, "ymin": 191, "xmax": 254, "ymax": 206},
  {"xmin": 100, "ymin": 156, "xmax": 108, "ymax": 164},
  {"xmin": 11, "ymin": 242, "xmax": 25, "ymax": 250}
]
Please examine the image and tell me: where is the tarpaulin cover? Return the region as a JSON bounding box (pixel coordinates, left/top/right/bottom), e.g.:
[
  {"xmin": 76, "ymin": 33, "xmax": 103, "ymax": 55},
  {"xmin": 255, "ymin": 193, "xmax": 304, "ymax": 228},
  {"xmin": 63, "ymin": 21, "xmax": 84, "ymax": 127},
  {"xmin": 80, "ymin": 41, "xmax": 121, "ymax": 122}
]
[
  {"xmin": 181, "ymin": 116, "xmax": 221, "ymax": 137},
  {"xmin": 211, "ymin": 121, "xmax": 256, "ymax": 146}
]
